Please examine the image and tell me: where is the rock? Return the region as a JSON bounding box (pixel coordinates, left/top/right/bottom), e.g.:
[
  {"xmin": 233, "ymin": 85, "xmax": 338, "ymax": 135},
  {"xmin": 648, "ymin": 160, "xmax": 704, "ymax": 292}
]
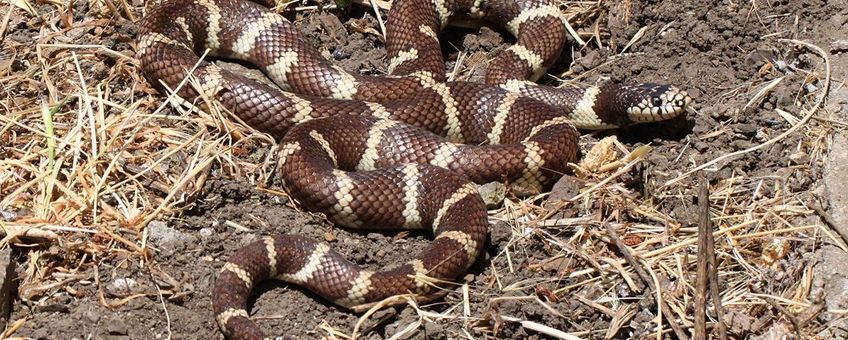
[
  {"xmin": 812, "ymin": 246, "xmax": 848, "ymax": 311},
  {"xmin": 732, "ymin": 140, "xmax": 756, "ymax": 150},
  {"xmin": 84, "ymin": 309, "xmax": 101, "ymax": 323},
  {"xmin": 744, "ymin": 49, "xmax": 775, "ymax": 70},
  {"xmin": 386, "ymin": 308, "xmax": 421, "ymax": 338},
  {"xmin": 726, "ymin": 311, "xmax": 756, "ymax": 334},
  {"xmin": 146, "ymin": 220, "xmax": 192, "ymax": 257},
  {"xmin": 547, "ymin": 175, "xmax": 583, "ymax": 204},
  {"xmin": 810, "ymin": 245, "xmax": 848, "ymax": 338},
  {"xmin": 788, "ymin": 151, "xmax": 809, "ymax": 165},
  {"xmin": 751, "ymin": 323, "xmax": 791, "ymax": 340},
  {"xmin": 198, "ymin": 228, "xmax": 214, "ymax": 239},
  {"xmin": 359, "ymin": 308, "xmax": 394, "ymax": 335},
  {"xmin": 0, "ymin": 248, "xmax": 14, "ymax": 329},
  {"xmin": 579, "ymin": 50, "xmax": 602, "ymax": 70},
  {"xmin": 35, "ymin": 303, "xmax": 70, "ymax": 313},
  {"xmin": 477, "ymin": 182, "xmax": 505, "ymax": 208},
  {"xmin": 804, "ymin": 83, "xmax": 818, "ymax": 94},
  {"xmin": 423, "ymin": 320, "xmax": 443, "ymax": 334},
  {"xmin": 0, "ymin": 209, "xmax": 16, "ymax": 221},
  {"xmin": 29, "ymin": 328, "xmax": 50, "ymax": 339},
  {"xmin": 106, "ymin": 278, "xmax": 138, "ymax": 297},
  {"xmin": 107, "ymin": 318, "xmax": 129, "ymax": 335},
  {"xmin": 733, "ymin": 123, "xmax": 758, "ymax": 137}
]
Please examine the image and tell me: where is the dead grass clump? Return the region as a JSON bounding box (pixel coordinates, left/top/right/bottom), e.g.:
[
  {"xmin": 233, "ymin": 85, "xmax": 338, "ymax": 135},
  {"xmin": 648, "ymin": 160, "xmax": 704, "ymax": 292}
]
[{"xmin": 1, "ymin": 0, "xmax": 279, "ymax": 323}]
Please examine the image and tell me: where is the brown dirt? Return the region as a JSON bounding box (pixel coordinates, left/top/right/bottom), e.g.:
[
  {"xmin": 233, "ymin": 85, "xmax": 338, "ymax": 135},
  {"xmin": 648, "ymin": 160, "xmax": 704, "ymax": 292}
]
[{"xmin": 1, "ymin": 0, "xmax": 846, "ymax": 339}]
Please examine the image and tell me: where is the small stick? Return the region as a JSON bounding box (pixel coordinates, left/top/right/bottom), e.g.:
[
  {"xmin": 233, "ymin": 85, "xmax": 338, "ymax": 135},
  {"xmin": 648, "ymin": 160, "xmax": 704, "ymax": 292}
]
[
  {"xmin": 500, "ymin": 315, "xmax": 583, "ymax": 340},
  {"xmin": 573, "ymin": 294, "xmax": 615, "ymax": 317},
  {"xmin": 0, "ymin": 4, "xmax": 15, "ymax": 42},
  {"xmin": 368, "ymin": 0, "xmax": 387, "ymax": 39},
  {"xmin": 749, "ymin": 284, "xmax": 803, "ymax": 338},
  {"xmin": 693, "ymin": 174, "xmax": 727, "ymax": 340},
  {"xmin": 706, "ymin": 194, "xmax": 728, "ymax": 340},
  {"xmin": 147, "ymin": 267, "xmax": 173, "ymax": 340},
  {"xmin": 119, "ymin": 0, "xmax": 137, "ymax": 22},
  {"xmin": 811, "ymin": 203, "xmax": 848, "ymax": 248},
  {"xmin": 604, "ymin": 223, "xmax": 689, "ymax": 340},
  {"xmin": 0, "ymin": 224, "xmax": 59, "ymax": 243},
  {"xmin": 604, "ymin": 223, "xmax": 650, "ymax": 289},
  {"xmin": 693, "ymin": 175, "xmax": 709, "ymax": 340},
  {"xmin": 797, "ymin": 303, "xmax": 825, "ymax": 326}
]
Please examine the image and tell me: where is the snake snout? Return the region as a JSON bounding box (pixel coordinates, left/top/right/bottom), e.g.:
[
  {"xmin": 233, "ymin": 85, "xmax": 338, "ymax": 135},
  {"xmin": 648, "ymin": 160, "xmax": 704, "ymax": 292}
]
[{"xmin": 625, "ymin": 84, "xmax": 693, "ymax": 123}]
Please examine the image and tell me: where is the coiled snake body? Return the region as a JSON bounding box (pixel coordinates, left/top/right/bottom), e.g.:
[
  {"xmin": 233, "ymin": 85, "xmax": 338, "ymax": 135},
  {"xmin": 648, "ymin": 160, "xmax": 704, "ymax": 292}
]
[{"xmin": 136, "ymin": 0, "xmax": 692, "ymax": 338}]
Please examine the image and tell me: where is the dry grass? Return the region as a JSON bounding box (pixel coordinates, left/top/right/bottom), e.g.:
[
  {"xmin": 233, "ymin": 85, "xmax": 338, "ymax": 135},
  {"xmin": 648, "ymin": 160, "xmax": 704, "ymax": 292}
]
[
  {"xmin": 1, "ymin": 0, "xmax": 272, "ymax": 324},
  {"xmin": 1, "ymin": 0, "xmax": 846, "ymax": 339}
]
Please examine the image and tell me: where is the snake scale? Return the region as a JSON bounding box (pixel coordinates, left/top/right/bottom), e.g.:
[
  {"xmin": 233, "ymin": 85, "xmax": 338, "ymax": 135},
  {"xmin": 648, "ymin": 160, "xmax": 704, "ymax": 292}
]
[{"xmin": 136, "ymin": 0, "xmax": 692, "ymax": 338}]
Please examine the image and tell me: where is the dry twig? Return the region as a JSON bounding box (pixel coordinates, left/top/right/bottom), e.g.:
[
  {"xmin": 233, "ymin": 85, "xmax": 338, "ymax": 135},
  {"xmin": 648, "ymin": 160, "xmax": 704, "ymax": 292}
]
[
  {"xmin": 812, "ymin": 203, "xmax": 848, "ymax": 248},
  {"xmin": 604, "ymin": 222, "xmax": 689, "ymax": 340},
  {"xmin": 693, "ymin": 175, "xmax": 727, "ymax": 340},
  {"xmin": 749, "ymin": 284, "xmax": 803, "ymax": 338}
]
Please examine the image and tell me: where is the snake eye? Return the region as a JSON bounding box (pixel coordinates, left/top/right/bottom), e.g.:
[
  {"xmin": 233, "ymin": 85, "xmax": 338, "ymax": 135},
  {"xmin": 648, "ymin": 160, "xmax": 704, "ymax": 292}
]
[{"xmin": 652, "ymin": 97, "xmax": 664, "ymax": 107}]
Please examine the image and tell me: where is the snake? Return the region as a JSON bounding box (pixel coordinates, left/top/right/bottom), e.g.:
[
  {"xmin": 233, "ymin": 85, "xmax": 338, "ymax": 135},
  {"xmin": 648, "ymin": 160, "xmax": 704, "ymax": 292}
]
[{"xmin": 136, "ymin": 0, "xmax": 692, "ymax": 338}]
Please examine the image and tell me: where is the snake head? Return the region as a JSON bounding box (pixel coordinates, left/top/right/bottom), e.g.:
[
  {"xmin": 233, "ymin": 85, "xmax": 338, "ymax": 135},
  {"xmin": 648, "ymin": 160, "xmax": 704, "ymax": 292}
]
[{"xmin": 620, "ymin": 83, "xmax": 693, "ymax": 124}]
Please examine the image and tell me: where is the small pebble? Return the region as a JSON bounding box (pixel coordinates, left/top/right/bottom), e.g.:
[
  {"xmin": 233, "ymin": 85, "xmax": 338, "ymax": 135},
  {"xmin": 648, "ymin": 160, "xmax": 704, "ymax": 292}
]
[
  {"xmin": 107, "ymin": 319, "xmax": 129, "ymax": 335},
  {"xmin": 789, "ymin": 151, "xmax": 810, "ymax": 165},
  {"xmin": 84, "ymin": 309, "xmax": 101, "ymax": 323},
  {"xmin": 423, "ymin": 320, "xmax": 443, "ymax": 334},
  {"xmin": 106, "ymin": 278, "xmax": 138, "ymax": 297},
  {"xmin": 732, "ymin": 140, "xmax": 756, "ymax": 150},
  {"xmin": 0, "ymin": 209, "xmax": 16, "ymax": 221},
  {"xmin": 477, "ymin": 182, "xmax": 505, "ymax": 208},
  {"xmin": 734, "ymin": 123, "xmax": 758, "ymax": 137},
  {"xmin": 198, "ymin": 228, "xmax": 214, "ymax": 239},
  {"xmin": 804, "ymin": 83, "xmax": 818, "ymax": 93},
  {"xmin": 36, "ymin": 303, "xmax": 70, "ymax": 313}
]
